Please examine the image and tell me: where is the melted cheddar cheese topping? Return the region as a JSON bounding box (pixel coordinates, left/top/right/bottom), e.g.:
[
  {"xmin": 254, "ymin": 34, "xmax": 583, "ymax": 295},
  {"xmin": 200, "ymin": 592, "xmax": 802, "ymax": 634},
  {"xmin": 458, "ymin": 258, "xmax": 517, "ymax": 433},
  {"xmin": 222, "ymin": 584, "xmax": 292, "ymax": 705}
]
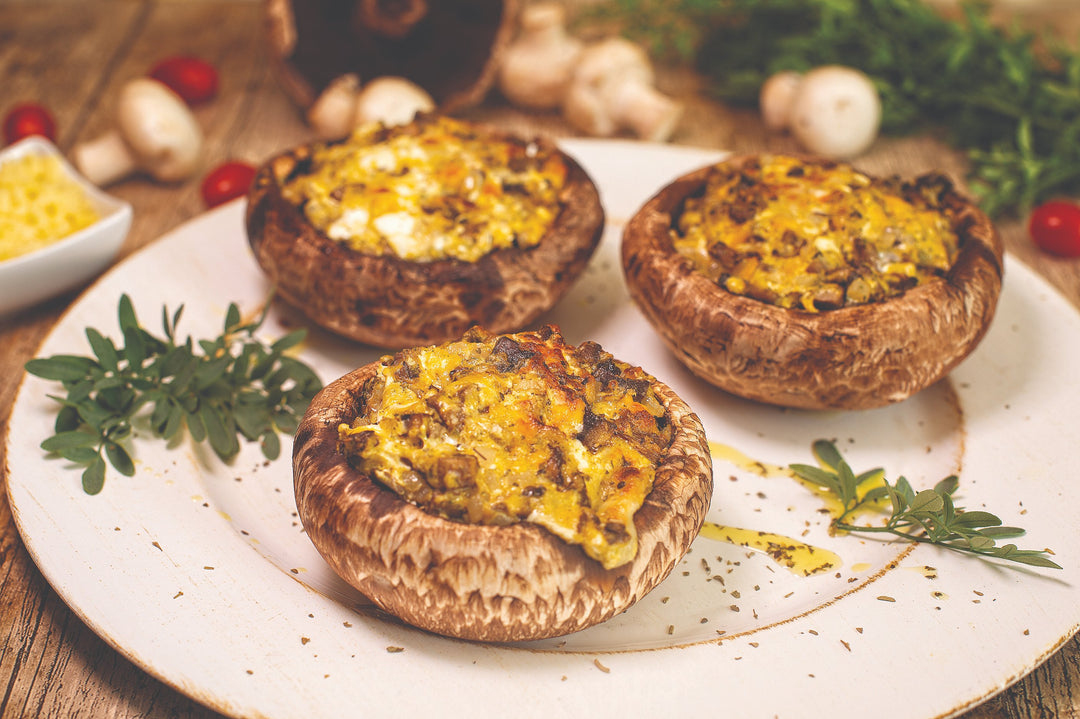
[
  {"xmin": 281, "ymin": 116, "xmax": 567, "ymax": 263},
  {"xmin": 672, "ymin": 155, "xmax": 961, "ymax": 311},
  {"xmin": 338, "ymin": 326, "xmax": 673, "ymax": 569}
]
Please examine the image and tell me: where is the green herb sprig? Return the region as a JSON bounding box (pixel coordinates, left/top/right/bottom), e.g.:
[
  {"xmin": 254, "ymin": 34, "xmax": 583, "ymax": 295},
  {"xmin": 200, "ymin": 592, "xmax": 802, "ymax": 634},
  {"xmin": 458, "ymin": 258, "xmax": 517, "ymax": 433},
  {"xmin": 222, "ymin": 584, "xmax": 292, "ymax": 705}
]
[
  {"xmin": 25, "ymin": 294, "xmax": 323, "ymax": 494},
  {"xmin": 582, "ymin": 0, "xmax": 1080, "ymax": 217},
  {"xmin": 790, "ymin": 439, "xmax": 1061, "ymax": 569}
]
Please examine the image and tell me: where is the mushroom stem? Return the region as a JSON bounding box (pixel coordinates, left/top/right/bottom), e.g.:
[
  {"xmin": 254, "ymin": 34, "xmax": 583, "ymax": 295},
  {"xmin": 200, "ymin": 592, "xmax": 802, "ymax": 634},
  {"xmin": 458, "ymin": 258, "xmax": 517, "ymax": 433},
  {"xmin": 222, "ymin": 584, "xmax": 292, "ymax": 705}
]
[
  {"xmin": 497, "ymin": 2, "xmax": 583, "ymax": 111},
  {"xmin": 307, "ymin": 73, "xmax": 364, "ymax": 140},
  {"xmin": 71, "ymin": 131, "xmax": 139, "ymax": 187},
  {"xmin": 71, "ymin": 78, "xmax": 203, "ymax": 186},
  {"xmin": 563, "ymin": 37, "xmax": 682, "ymax": 142},
  {"xmin": 606, "ymin": 78, "xmax": 683, "ymax": 143}
]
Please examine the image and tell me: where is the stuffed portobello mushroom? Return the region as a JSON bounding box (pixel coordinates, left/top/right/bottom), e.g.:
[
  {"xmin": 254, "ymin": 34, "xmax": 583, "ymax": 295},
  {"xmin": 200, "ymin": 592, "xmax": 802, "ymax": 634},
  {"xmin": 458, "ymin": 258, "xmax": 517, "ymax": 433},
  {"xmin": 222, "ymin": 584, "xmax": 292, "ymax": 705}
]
[
  {"xmin": 246, "ymin": 115, "xmax": 604, "ymax": 348},
  {"xmin": 621, "ymin": 154, "xmax": 1004, "ymax": 410},
  {"xmin": 293, "ymin": 325, "xmax": 713, "ymax": 642}
]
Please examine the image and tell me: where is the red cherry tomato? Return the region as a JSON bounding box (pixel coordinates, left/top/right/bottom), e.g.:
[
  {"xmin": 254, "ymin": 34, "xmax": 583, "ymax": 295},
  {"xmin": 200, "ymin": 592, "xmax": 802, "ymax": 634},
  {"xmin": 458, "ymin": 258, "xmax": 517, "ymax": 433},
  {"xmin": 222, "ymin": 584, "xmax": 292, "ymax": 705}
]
[
  {"xmin": 201, "ymin": 161, "xmax": 257, "ymax": 208},
  {"xmin": 3, "ymin": 103, "xmax": 57, "ymax": 145},
  {"xmin": 1029, "ymin": 200, "xmax": 1080, "ymax": 258},
  {"xmin": 149, "ymin": 56, "xmax": 219, "ymax": 106}
]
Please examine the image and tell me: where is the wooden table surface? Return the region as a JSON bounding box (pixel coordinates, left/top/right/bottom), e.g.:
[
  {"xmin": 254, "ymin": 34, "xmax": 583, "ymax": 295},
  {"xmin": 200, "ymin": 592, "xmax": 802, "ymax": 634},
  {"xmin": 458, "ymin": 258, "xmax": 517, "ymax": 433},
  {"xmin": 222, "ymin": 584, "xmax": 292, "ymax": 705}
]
[{"xmin": 1, "ymin": 2, "xmax": 1078, "ymax": 717}]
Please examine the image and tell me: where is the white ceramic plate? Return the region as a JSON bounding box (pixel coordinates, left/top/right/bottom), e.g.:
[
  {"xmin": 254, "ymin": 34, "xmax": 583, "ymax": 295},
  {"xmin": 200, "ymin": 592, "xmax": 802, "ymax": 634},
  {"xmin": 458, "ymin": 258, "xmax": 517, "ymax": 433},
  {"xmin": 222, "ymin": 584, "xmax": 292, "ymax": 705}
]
[
  {"xmin": 0, "ymin": 136, "xmax": 132, "ymax": 316},
  {"xmin": 6, "ymin": 140, "xmax": 1079, "ymax": 719}
]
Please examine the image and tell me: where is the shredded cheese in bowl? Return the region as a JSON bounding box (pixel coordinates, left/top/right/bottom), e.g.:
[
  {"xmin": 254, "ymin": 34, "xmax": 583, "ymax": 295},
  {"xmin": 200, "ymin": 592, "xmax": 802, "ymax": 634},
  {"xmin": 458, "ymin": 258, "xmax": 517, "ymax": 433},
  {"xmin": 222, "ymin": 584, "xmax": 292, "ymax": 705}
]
[
  {"xmin": 0, "ymin": 137, "xmax": 131, "ymax": 316},
  {"xmin": 0, "ymin": 152, "xmax": 100, "ymax": 262}
]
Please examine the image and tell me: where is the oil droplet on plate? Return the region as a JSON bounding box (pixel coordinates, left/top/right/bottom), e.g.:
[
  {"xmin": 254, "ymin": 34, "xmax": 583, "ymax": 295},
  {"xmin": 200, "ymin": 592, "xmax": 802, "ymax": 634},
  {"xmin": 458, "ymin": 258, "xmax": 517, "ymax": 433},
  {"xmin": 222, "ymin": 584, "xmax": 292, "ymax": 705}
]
[
  {"xmin": 709, "ymin": 442, "xmax": 791, "ymax": 479},
  {"xmin": 699, "ymin": 522, "xmax": 841, "ymax": 577},
  {"xmin": 709, "ymin": 441, "xmax": 888, "ymax": 521},
  {"xmin": 906, "ymin": 565, "xmax": 938, "ymax": 579},
  {"xmin": 709, "ymin": 441, "xmax": 846, "ymax": 517}
]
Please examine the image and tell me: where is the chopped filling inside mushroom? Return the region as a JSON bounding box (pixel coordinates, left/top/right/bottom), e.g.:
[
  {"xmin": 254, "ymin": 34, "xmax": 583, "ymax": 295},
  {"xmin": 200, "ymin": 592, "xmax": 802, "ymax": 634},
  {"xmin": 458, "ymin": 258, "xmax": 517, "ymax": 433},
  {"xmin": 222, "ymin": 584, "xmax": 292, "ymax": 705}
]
[
  {"xmin": 671, "ymin": 155, "xmax": 962, "ymax": 311},
  {"xmin": 338, "ymin": 326, "xmax": 673, "ymax": 569},
  {"xmin": 281, "ymin": 115, "xmax": 567, "ymax": 263}
]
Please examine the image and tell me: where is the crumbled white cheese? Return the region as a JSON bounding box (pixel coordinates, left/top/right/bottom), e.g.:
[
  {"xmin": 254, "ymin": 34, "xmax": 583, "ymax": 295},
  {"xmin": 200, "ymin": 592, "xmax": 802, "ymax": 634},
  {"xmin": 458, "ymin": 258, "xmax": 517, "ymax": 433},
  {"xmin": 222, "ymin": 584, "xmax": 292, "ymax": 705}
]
[
  {"xmin": 327, "ymin": 207, "xmax": 371, "ymax": 242},
  {"xmin": 374, "ymin": 212, "xmax": 420, "ymax": 258}
]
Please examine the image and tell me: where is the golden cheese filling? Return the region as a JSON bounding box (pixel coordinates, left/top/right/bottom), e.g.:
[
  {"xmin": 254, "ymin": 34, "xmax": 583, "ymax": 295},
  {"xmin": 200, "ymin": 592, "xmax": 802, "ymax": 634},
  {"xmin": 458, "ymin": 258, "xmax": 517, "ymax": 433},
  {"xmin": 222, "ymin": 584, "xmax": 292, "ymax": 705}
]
[
  {"xmin": 338, "ymin": 326, "xmax": 673, "ymax": 569},
  {"xmin": 281, "ymin": 116, "xmax": 567, "ymax": 263},
  {"xmin": 672, "ymin": 155, "xmax": 961, "ymax": 311}
]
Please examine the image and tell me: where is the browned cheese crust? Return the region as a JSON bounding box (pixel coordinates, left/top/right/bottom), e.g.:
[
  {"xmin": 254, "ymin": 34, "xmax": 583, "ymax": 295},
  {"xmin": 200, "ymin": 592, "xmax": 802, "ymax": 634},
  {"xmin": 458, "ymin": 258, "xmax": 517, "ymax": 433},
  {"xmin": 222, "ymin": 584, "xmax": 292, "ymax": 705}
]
[
  {"xmin": 292, "ymin": 362, "xmax": 713, "ymax": 642},
  {"xmin": 620, "ymin": 155, "xmax": 1005, "ymax": 410},
  {"xmin": 245, "ymin": 122, "xmax": 604, "ymax": 349}
]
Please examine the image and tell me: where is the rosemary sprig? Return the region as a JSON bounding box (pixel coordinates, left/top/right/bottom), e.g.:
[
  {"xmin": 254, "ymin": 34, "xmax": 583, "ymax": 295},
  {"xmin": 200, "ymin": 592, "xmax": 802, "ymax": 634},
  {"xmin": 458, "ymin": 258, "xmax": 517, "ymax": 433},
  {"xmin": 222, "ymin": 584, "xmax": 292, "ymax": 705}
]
[
  {"xmin": 582, "ymin": 0, "xmax": 1080, "ymax": 218},
  {"xmin": 24, "ymin": 294, "xmax": 323, "ymax": 494},
  {"xmin": 790, "ymin": 439, "xmax": 1061, "ymax": 569}
]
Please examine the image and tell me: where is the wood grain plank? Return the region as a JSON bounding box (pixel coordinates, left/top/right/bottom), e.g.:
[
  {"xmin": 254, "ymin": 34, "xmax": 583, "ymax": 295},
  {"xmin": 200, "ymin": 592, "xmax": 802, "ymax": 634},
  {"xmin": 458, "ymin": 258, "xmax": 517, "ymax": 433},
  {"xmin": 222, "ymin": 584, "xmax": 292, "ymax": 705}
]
[{"xmin": 1, "ymin": 3, "xmax": 261, "ymax": 718}]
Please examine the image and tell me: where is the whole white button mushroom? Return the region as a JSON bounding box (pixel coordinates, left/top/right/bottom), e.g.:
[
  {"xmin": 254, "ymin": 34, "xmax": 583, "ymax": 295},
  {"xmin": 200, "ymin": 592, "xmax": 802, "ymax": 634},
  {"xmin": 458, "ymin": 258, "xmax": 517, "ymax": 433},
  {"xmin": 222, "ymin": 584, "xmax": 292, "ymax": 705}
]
[
  {"xmin": 563, "ymin": 37, "xmax": 682, "ymax": 142},
  {"xmin": 788, "ymin": 65, "xmax": 881, "ymax": 159},
  {"xmin": 73, "ymin": 78, "xmax": 204, "ymax": 186},
  {"xmin": 497, "ymin": 2, "xmax": 584, "ymax": 111},
  {"xmin": 352, "ymin": 76, "xmax": 436, "ymax": 127},
  {"xmin": 306, "ymin": 73, "xmax": 364, "ymax": 140},
  {"xmin": 759, "ymin": 70, "xmax": 803, "ymax": 132},
  {"xmin": 306, "ymin": 74, "xmax": 436, "ymax": 139}
]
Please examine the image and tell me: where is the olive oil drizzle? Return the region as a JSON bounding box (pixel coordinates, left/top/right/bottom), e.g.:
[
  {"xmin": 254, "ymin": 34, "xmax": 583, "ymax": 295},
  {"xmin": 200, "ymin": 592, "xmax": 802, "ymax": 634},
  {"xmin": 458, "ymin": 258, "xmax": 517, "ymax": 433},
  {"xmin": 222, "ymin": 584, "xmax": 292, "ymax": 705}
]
[
  {"xmin": 710, "ymin": 441, "xmax": 888, "ymax": 519},
  {"xmin": 699, "ymin": 522, "xmax": 841, "ymax": 577},
  {"xmin": 704, "ymin": 441, "xmax": 843, "ymax": 576},
  {"xmin": 710, "ymin": 441, "xmax": 842, "ymax": 513},
  {"xmin": 708, "ymin": 439, "xmax": 1061, "ymax": 572}
]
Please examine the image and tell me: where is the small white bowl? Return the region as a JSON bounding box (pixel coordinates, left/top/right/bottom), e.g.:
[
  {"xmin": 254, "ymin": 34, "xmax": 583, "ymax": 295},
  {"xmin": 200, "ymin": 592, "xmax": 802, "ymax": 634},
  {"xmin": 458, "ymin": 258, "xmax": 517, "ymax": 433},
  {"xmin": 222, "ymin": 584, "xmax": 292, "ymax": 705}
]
[{"xmin": 0, "ymin": 136, "xmax": 132, "ymax": 316}]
